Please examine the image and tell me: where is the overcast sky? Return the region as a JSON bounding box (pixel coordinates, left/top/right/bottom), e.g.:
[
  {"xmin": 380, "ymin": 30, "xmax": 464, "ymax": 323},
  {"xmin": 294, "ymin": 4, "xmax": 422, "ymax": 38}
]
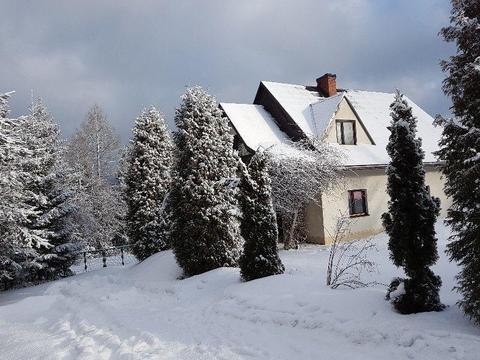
[{"xmin": 1, "ymin": 0, "xmax": 455, "ymax": 141}]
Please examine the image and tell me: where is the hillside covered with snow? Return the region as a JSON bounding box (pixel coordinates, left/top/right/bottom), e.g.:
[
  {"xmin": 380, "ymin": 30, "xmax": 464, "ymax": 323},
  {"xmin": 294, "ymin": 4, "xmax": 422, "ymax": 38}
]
[{"xmin": 0, "ymin": 223, "xmax": 479, "ymax": 360}]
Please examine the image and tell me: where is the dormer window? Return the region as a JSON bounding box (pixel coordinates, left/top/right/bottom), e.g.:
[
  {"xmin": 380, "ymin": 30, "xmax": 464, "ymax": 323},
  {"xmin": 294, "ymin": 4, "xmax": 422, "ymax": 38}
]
[{"xmin": 336, "ymin": 120, "xmax": 356, "ymax": 145}]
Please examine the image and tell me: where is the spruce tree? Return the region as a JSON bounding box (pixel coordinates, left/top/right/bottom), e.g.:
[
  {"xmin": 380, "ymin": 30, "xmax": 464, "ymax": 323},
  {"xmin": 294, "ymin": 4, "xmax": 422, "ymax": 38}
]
[
  {"xmin": 239, "ymin": 151, "xmax": 284, "ymax": 281},
  {"xmin": 170, "ymin": 86, "xmax": 242, "ymax": 276},
  {"xmin": 436, "ymin": 0, "xmax": 480, "ymax": 323},
  {"xmin": 125, "ymin": 107, "xmax": 174, "ymax": 261},
  {"xmin": 0, "ymin": 92, "xmax": 39, "ymax": 289},
  {"xmin": 20, "ymin": 99, "xmax": 78, "ymax": 281},
  {"xmin": 382, "ymin": 90, "xmax": 444, "ymax": 314}
]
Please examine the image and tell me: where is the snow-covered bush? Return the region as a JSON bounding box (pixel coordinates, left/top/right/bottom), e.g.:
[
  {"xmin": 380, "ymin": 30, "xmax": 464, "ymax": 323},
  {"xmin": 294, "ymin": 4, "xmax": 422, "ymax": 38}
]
[
  {"xmin": 124, "ymin": 107, "xmax": 174, "ymax": 260},
  {"xmin": 170, "ymin": 87, "xmax": 242, "ymax": 276},
  {"xmin": 386, "ymin": 270, "xmax": 443, "ymax": 314},
  {"xmin": 239, "ymin": 151, "xmax": 284, "ymax": 281},
  {"xmin": 382, "ymin": 90, "xmax": 444, "ymax": 314},
  {"xmin": 436, "ymin": 0, "xmax": 480, "ymax": 324},
  {"xmin": 266, "ymin": 139, "xmax": 342, "ymax": 249}
]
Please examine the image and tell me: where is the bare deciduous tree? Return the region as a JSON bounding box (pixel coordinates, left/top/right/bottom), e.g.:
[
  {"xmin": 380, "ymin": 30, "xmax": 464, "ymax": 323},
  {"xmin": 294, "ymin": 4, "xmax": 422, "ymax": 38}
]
[
  {"xmin": 266, "ymin": 139, "xmax": 343, "ymax": 249},
  {"xmin": 65, "ymin": 104, "xmax": 120, "ymax": 184},
  {"xmin": 64, "ymin": 105, "xmax": 124, "ymax": 250},
  {"xmin": 326, "ymin": 213, "xmax": 378, "ymax": 289}
]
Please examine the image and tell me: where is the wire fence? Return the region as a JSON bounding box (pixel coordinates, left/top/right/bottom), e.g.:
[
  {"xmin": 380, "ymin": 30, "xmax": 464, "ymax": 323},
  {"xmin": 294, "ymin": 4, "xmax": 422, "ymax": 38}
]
[{"xmin": 71, "ymin": 245, "xmax": 139, "ymax": 274}]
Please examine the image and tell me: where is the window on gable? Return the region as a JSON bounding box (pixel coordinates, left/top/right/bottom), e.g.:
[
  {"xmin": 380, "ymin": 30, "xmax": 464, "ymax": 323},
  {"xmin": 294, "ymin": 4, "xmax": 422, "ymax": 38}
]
[
  {"xmin": 348, "ymin": 189, "xmax": 368, "ymax": 216},
  {"xmin": 336, "ymin": 120, "xmax": 356, "ymax": 145}
]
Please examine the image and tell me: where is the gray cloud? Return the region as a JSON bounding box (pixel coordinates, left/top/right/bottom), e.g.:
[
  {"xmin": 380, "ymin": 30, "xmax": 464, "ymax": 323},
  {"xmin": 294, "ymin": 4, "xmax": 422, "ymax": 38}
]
[{"xmin": 0, "ymin": 0, "xmax": 455, "ymax": 141}]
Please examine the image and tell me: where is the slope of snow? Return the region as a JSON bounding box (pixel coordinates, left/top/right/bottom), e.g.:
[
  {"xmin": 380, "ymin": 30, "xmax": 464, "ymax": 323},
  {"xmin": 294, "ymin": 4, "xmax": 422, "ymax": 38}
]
[
  {"xmin": 220, "ymin": 103, "xmax": 289, "ymax": 150},
  {"xmin": 0, "ymin": 223, "xmax": 479, "ymax": 360}
]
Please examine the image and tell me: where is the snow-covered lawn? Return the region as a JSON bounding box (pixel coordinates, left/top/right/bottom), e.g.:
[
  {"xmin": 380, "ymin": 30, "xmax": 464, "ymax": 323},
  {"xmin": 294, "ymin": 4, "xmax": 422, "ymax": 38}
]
[{"xmin": 1, "ymin": 223, "xmax": 479, "ymax": 360}]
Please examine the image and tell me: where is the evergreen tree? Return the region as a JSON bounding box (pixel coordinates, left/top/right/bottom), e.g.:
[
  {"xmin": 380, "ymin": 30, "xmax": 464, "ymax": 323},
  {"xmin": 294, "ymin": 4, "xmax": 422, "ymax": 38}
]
[
  {"xmin": 436, "ymin": 0, "xmax": 480, "ymax": 323},
  {"xmin": 125, "ymin": 107, "xmax": 174, "ymax": 261},
  {"xmin": 0, "ymin": 92, "xmax": 38, "ymax": 289},
  {"xmin": 170, "ymin": 87, "xmax": 242, "ymax": 276},
  {"xmin": 20, "ymin": 99, "xmax": 78, "ymax": 281},
  {"xmin": 382, "ymin": 90, "xmax": 444, "ymax": 314},
  {"xmin": 239, "ymin": 151, "xmax": 284, "ymax": 281}
]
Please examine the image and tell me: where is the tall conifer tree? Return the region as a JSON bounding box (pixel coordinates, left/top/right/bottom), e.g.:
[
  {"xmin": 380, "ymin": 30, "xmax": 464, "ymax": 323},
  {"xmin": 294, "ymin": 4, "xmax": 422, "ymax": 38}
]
[
  {"xmin": 383, "ymin": 91, "xmax": 444, "ymax": 314},
  {"xmin": 437, "ymin": 0, "xmax": 480, "ymax": 323},
  {"xmin": 0, "ymin": 93, "xmax": 42, "ymax": 288},
  {"xmin": 21, "ymin": 99, "xmax": 78, "ymax": 280},
  {"xmin": 125, "ymin": 107, "xmax": 174, "ymax": 260},
  {"xmin": 239, "ymin": 152, "xmax": 284, "ymax": 281},
  {"xmin": 170, "ymin": 87, "xmax": 242, "ymax": 276}
]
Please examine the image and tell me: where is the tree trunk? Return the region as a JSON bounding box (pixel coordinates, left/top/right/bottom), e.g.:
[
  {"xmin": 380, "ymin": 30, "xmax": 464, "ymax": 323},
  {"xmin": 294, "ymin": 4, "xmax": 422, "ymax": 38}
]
[{"xmin": 285, "ymin": 210, "xmax": 298, "ymax": 250}]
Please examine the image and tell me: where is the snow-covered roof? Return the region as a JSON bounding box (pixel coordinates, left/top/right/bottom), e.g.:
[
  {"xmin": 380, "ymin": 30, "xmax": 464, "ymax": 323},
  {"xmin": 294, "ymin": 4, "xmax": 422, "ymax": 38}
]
[
  {"xmin": 309, "ymin": 94, "xmax": 344, "ymax": 138},
  {"xmin": 223, "ymin": 81, "xmax": 442, "ymax": 167},
  {"xmin": 344, "ymin": 90, "xmax": 442, "ymax": 165},
  {"xmin": 220, "ymin": 103, "xmax": 289, "ymax": 151},
  {"xmin": 262, "ymin": 81, "xmax": 323, "ymax": 137}
]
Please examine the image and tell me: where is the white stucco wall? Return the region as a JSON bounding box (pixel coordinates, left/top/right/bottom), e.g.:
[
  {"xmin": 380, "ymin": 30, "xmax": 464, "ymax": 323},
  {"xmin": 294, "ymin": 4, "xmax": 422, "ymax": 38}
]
[{"xmin": 305, "ymin": 166, "xmax": 450, "ymax": 244}]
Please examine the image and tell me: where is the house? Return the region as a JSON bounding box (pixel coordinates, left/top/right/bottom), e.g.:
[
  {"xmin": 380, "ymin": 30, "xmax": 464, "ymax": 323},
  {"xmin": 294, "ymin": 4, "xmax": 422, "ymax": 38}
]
[{"xmin": 220, "ymin": 73, "xmax": 450, "ymax": 244}]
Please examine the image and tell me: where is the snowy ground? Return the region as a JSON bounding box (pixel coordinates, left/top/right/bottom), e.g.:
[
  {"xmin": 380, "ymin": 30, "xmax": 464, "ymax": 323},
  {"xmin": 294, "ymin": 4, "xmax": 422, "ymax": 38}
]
[{"xmin": 1, "ymin": 223, "xmax": 479, "ymax": 360}]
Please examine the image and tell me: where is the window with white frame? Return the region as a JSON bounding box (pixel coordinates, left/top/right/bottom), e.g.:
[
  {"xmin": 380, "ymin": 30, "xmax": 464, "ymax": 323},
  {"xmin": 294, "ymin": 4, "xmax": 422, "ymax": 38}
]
[{"xmin": 336, "ymin": 120, "xmax": 356, "ymax": 145}]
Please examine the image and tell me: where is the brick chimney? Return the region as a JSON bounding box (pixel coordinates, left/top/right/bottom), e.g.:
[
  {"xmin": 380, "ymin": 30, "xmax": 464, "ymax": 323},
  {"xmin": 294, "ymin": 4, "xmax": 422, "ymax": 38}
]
[{"xmin": 316, "ymin": 73, "xmax": 337, "ymax": 97}]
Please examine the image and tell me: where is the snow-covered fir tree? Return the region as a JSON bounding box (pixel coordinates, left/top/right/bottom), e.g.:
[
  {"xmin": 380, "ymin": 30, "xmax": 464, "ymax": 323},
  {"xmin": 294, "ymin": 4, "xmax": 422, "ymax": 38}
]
[
  {"xmin": 436, "ymin": 0, "xmax": 480, "ymax": 323},
  {"xmin": 170, "ymin": 86, "xmax": 242, "ymax": 276},
  {"xmin": 19, "ymin": 99, "xmax": 78, "ymax": 281},
  {"xmin": 0, "ymin": 92, "xmax": 38, "ymax": 289},
  {"xmin": 65, "ymin": 104, "xmax": 124, "ymax": 249},
  {"xmin": 382, "ymin": 90, "xmax": 444, "ymax": 314},
  {"xmin": 124, "ymin": 106, "xmax": 174, "ymax": 261},
  {"xmin": 239, "ymin": 151, "xmax": 284, "ymax": 281}
]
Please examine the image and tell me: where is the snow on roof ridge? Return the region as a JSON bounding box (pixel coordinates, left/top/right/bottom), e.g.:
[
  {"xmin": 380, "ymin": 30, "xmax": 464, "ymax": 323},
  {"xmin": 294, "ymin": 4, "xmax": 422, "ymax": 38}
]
[
  {"xmin": 261, "ymin": 80, "xmax": 320, "ymax": 92},
  {"xmin": 220, "ymin": 102, "xmax": 261, "ymax": 106},
  {"xmin": 345, "ymin": 89, "xmax": 398, "ymax": 96}
]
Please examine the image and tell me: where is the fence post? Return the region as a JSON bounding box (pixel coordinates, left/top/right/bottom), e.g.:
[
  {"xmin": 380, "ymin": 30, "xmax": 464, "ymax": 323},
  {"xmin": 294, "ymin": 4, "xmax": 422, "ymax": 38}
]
[
  {"xmin": 121, "ymin": 247, "xmax": 125, "ymax": 266},
  {"xmin": 84, "ymin": 252, "xmax": 87, "ymax": 272},
  {"xmin": 102, "ymin": 251, "xmax": 107, "ymax": 267}
]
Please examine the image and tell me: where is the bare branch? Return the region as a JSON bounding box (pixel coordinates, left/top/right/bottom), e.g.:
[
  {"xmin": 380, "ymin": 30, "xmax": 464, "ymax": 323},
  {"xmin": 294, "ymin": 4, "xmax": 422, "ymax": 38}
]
[{"xmin": 326, "ymin": 213, "xmax": 379, "ymax": 289}]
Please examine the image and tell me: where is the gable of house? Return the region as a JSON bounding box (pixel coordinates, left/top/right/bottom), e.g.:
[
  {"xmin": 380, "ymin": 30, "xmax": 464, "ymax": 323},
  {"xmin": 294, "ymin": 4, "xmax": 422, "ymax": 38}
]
[
  {"xmin": 222, "ymin": 75, "xmax": 443, "ymax": 168},
  {"xmin": 321, "ymin": 97, "xmax": 373, "ymax": 145}
]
